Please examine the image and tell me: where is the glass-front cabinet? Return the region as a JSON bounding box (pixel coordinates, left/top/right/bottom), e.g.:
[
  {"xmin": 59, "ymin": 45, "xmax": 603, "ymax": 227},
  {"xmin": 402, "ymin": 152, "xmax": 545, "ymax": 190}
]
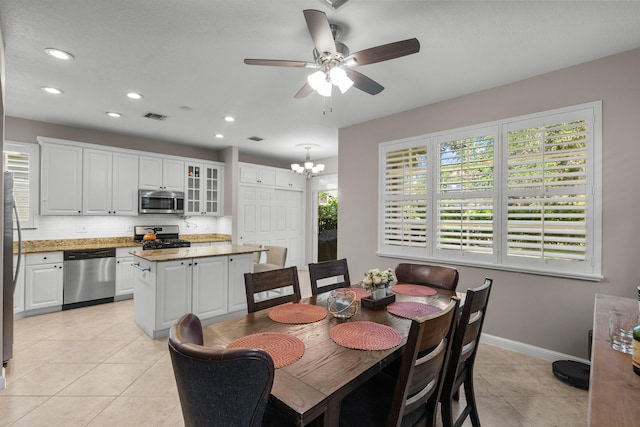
[{"xmin": 185, "ymin": 162, "xmax": 224, "ymax": 216}]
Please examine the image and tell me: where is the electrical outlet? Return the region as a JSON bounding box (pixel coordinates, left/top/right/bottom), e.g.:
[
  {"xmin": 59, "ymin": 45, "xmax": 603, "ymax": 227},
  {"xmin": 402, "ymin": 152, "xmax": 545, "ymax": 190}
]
[
  {"xmin": 76, "ymin": 225, "xmax": 87, "ymax": 233},
  {"xmin": 126, "ymin": 224, "xmax": 133, "ymax": 232}
]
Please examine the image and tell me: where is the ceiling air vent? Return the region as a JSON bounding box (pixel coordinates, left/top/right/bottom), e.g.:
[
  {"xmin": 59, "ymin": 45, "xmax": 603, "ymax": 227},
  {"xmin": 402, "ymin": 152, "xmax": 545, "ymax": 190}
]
[
  {"xmin": 247, "ymin": 136, "xmax": 264, "ymax": 142},
  {"xmin": 143, "ymin": 112, "xmax": 168, "ymax": 121}
]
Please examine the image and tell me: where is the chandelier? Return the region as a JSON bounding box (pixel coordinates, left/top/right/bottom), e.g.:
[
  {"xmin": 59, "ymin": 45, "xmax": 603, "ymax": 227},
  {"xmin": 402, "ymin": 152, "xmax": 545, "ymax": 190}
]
[{"xmin": 291, "ymin": 146, "xmax": 325, "ymax": 179}]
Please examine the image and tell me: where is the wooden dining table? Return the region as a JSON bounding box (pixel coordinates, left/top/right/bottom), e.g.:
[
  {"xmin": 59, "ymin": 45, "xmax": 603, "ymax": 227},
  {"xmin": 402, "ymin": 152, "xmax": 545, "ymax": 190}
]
[{"xmin": 201, "ymin": 287, "xmax": 459, "ymax": 427}]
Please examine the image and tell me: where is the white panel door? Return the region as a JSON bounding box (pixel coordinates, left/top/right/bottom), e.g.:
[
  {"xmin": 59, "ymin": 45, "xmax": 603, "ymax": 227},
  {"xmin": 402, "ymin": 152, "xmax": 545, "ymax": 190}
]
[
  {"xmin": 192, "ymin": 256, "xmax": 228, "ymax": 318},
  {"xmin": 156, "ymin": 260, "xmax": 191, "ymax": 330}
]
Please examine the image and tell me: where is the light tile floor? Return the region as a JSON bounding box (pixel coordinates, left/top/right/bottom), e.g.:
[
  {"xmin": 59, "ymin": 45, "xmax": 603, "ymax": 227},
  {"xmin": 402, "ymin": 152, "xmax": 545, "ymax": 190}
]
[{"xmin": 0, "ymin": 299, "xmax": 588, "ymax": 426}]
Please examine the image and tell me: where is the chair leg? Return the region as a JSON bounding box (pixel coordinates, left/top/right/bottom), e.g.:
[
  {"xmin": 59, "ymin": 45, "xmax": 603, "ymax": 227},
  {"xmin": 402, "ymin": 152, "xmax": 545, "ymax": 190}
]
[
  {"xmin": 462, "ymin": 375, "xmax": 480, "ymax": 427},
  {"xmin": 453, "ymin": 388, "xmax": 460, "ymax": 401},
  {"xmin": 440, "ymin": 391, "xmax": 455, "ymax": 427}
]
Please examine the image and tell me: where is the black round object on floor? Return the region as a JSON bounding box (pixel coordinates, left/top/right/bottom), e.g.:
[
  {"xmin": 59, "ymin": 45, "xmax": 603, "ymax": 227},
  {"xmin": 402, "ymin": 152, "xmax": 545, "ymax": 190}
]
[{"xmin": 552, "ymin": 360, "xmax": 590, "ymax": 390}]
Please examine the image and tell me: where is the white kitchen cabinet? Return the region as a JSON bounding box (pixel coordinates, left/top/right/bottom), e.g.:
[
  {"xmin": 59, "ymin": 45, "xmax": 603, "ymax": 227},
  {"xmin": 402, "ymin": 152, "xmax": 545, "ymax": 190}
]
[
  {"xmin": 156, "ymin": 259, "xmax": 192, "ymax": 331},
  {"xmin": 83, "ymin": 149, "xmax": 139, "ymax": 216},
  {"xmin": 275, "ymin": 170, "xmax": 305, "ymax": 190},
  {"xmin": 240, "ymin": 165, "xmax": 276, "ymax": 186},
  {"xmin": 191, "ymin": 256, "xmax": 228, "ymax": 319},
  {"xmin": 133, "ymin": 250, "xmax": 253, "ymax": 338},
  {"xmin": 228, "ymin": 253, "xmax": 252, "ymax": 313},
  {"xmin": 115, "ymin": 247, "xmax": 137, "ymax": 298},
  {"xmin": 139, "ymin": 156, "xmax": 184, "ymax": 192},
  {"xmin": 40, "ymin": 143, "xmax": 83, "ymax": 215},
  {"xmin": 13, "ymin": 255, "xmax": 25, "ymax": 316},
  {"xmin": 184, "ymin": 162, "xmax": 224, "ymax": 216},
  {"xmin": 24, "ymin": 252, "xmax": 64, "ymax": 312}
]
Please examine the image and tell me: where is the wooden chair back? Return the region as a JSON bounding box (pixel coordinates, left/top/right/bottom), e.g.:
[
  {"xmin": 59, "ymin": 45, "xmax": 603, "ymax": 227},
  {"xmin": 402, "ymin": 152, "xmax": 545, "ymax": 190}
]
[
  {"xmin": 386, "ymin": 298, "xmax": 459, "ymax": 426},
  {"xmin": 308, "ymin": 258, "xmax": 351, "ymax": 295},
  {"xmin": 243, "ymin": 266, "xmax": 301, "ymax": 313},
  {"xmin": 440, "ymin": 278, "xmax": 493, "ymax": 427},
  {"xmin": 395, "ymin": 263, "xmax": 459, "ymax": 291}
]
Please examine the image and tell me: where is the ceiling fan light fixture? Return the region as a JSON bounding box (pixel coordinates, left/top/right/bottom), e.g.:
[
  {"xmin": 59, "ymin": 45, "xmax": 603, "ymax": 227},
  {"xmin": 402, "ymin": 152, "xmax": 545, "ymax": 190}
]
[
  {"xmin": 307, "ymin": 70, "xmax": 326, "ymax": 91},
  {"xmin": 329, "ymin": 67, "xmax": 353, "ymax": 93}
]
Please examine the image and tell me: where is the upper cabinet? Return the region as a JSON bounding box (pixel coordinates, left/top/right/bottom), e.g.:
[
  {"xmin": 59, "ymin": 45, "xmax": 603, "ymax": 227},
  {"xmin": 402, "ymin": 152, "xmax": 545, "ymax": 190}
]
[
  {"xmin": 40, "ymin": 142, "xmax": 83, "ymax": 215},
  {"xmin": 83, "ymin": 148, "xmax": 139, "ymax": 216},
  {"xmin": 185, "ymin": 162, "xmax": 224, "ymax": 216},
  {"xmin": 240, "ymin": 165, "xmax": 276, "ymax": 186},
  {"xmin": 139, "ymin": 156, "xmax": 184, "ymax": 192}
]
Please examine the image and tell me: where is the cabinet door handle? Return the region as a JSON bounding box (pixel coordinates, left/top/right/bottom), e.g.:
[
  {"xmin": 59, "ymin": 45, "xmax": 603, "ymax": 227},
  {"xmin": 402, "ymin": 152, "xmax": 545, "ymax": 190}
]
[{"xmin": 132, "ymin": 263, "xmax": 151, "ymax": 272}]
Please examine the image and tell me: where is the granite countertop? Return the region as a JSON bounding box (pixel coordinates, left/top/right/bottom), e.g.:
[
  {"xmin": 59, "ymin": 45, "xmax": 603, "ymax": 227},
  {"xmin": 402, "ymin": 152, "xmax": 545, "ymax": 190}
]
[
  {"xmin": 14, "ymin": 233, "xmax": 232, "ymax": 255},
  {"xmin": 130, "ymin": 244, "xmax": 262, "ymax": 262}
]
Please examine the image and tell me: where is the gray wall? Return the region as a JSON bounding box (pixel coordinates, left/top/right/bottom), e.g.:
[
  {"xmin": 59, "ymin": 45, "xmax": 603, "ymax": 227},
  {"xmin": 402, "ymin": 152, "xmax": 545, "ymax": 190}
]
[
  {"xmin": 5, "ymin": 116, "xmax": 221, "ymax": 161},
  {"xmin": 338, "ymin": 47, "xmax": 640, "ymax": 359}
]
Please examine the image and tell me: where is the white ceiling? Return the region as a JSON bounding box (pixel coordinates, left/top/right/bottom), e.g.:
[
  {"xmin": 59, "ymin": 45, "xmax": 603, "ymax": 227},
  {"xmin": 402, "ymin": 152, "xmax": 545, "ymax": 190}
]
[{"xmin": 1, "ymin": 1, "xmax": 639, "ymax": 164}]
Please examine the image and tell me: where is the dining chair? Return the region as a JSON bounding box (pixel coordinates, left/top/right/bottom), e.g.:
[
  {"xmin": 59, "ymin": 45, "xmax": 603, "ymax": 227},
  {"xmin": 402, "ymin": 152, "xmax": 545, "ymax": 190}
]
[
  {"xmin": 339, "ymin": 298, "xmax": 460, "ymax": 427},
  {"xmin": 394, "ymin": 263, "xmax": 460, "ymax": 291},
  {"xmin": 168, "ymin": 313, "xmax": 275, "ymax": 427},
  {"xmin": 243, "ymin": 266, "xmax": 301, "ymax": 313},
  {"xmin": 308, "ymin": 258, "xmax": 351, "ymax": 295},
  {"xmin": 253, "ymin": 245, "xmax": 288, "ymax": 273},
  {"xmin": 243, "ymin": 242, "xmax": 263, "ymax": 264},
  {"xmin": 440, "ymin": 278, "xmax": 493, "ymax": 427}
]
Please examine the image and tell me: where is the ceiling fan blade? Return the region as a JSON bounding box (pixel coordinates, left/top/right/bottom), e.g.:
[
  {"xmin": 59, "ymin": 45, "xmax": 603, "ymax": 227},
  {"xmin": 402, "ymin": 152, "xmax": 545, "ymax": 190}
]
[
  {"xmin": 345, "ymin": 38, "xmax": 420, "ymax": 66},
  {"xmin": 344, "ymin": 69, "xmax": 384, "ymax": 95},
  {"xmin": 303, "ymin": 9, "xmax": 336, "ymax": 58},
  {"xmin": 294, "ymin": 82, "xmax": 315, "ymax": 99},
  {"xmin": 244, "ymin": 59, "xmax": 312, "ymax": 68}
]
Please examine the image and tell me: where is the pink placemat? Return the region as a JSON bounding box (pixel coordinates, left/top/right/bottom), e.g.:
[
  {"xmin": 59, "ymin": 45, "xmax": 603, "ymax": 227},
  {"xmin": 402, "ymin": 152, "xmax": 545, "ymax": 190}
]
[
  {"xmin": 268, "ymin": 303, "xmax": 327, "ymax": 324},
  {"xmin": 348, "ymin": 287, "xmax": 371, "ymax": 301},
  {"xmin": 391, "ymin": 283, "xmax": 437, "ymax": 296},
  {"xmin": 227, "ymin": 332, "xmax": 304, "ymax": 369},
  {"xmin": 330, "ymin": 321, "xmax": 402, "ymax": 351},
  {"xmin": 387, "ymin": 301, "xmax": 441, "ymax": 319}
]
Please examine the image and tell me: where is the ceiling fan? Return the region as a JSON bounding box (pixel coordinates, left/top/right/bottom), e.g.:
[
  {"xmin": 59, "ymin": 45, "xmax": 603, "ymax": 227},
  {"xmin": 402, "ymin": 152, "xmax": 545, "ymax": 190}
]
[{"xmin": 244, "ymin": 9, "xmax": 420, "ymax": 98}]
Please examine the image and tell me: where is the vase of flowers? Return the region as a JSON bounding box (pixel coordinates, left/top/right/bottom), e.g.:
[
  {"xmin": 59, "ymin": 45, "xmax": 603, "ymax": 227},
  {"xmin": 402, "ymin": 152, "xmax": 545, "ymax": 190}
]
[{"xmin": 361, "ymin": 268, "xmax": 397, "ymax": 300}]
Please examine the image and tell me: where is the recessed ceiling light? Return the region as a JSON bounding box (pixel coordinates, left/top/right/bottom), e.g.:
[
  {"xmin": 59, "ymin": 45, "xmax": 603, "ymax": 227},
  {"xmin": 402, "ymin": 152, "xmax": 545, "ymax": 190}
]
[
  {"xmin": 127, "ymin": 92, "xmax": 143, "ymax": 100},
  {"xmin": 44, "ymin": 48, "xmax": 74, "ymax": 60},
  {"xmin": 215, "ymin": 134, "xmax": 224, "ymax": 139},
  {"xmin": 224, "ymin": 116, "xmax": 235, "ymax": 122},
  {"xmin": 41, "ymin": 86, "xmax": 63, "ymax": 94},
  {"xmin": 106, "ymin": 112, "xmax": 122, "ymax": 118}
]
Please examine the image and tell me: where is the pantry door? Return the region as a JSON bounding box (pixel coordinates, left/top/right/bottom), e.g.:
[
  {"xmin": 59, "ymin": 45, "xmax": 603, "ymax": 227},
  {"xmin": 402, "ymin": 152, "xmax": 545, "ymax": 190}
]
[{"xmin": 238, "ymin": 185, "xmax": 304, "ymax": 268}]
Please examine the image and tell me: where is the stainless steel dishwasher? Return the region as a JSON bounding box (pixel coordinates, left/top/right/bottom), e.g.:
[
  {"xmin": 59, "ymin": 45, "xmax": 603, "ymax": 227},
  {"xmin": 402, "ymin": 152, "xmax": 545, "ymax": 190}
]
[{"xmin": 63, "ymin": 248, "xmax": 116, "ymax": 309}]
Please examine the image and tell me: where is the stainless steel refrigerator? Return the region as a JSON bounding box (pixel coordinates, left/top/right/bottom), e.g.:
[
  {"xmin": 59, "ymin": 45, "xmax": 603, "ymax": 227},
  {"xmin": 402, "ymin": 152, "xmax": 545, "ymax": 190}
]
[{"xmin": 3, "ymin": 172, "xmax": 22, "ymax": 367}]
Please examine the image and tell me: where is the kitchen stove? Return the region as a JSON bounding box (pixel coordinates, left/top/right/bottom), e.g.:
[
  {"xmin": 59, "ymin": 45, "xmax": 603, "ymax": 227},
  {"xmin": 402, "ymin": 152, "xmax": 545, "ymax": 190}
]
[{"xmin": 133, "ymin": 225, "xmax": 191, "ymax": 250}]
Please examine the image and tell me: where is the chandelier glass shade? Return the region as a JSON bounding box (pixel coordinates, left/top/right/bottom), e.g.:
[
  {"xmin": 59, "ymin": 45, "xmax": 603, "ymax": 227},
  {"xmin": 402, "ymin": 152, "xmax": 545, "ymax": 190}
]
[{"xmin": 291, "ymin": 146, "xmax": 325, "ymax": 179}]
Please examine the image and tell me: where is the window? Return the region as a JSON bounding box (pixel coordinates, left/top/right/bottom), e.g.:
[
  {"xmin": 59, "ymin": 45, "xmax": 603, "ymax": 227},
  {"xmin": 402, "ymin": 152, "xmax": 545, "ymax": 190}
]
[
  {"xmin": 3, "ymin": 141, "xmax": 39, "ymax": 229},
  {"xmin": 379, "ymin": 102, "xmax": 601, "ymax": 279}
]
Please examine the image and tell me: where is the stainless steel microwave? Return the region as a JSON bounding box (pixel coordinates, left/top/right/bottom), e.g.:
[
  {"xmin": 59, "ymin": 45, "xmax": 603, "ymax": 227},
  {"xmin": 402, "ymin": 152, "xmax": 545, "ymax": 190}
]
[{"xmin": 138, "ymin": 190, "xmax": 184, "ymax": 214}]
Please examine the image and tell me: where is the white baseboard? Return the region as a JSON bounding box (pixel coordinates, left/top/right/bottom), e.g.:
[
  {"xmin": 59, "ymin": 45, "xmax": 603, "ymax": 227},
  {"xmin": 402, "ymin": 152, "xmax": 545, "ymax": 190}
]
[{"xmin": 481, "ymin": 333, "xmax": 590, "ymax": 365}]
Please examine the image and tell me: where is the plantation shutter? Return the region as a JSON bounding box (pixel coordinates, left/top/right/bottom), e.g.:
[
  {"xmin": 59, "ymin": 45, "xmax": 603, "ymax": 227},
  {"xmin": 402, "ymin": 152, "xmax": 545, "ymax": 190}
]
[
  {"xmin": 380, "ymin": 141, "xmax": 429, "ymax": 256},
  {"xmin": 503, "ymin": 110, "xmax": 592, "ymax": 269},
  {"xmin": 435, "ymin": 128, "xmax": 497, "ymax": 261},
  {"xmin": 3, "ymin": 150, "xmax": 31, "ymax": 224}
]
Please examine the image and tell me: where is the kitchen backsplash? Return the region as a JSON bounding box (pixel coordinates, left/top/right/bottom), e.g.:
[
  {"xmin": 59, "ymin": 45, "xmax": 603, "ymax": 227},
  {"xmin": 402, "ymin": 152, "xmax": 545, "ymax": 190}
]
[{"xmin": 16, "ymin": 215, "xmax": 232, "ymax": 241}]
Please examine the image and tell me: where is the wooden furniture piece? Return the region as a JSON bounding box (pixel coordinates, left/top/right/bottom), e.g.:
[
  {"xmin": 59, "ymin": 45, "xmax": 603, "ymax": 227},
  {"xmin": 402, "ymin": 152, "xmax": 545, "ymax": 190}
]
[
  {"xmin": 202, "ymin": 287, "xmax": 459, "ymax": 426},
  {"xmin": 395, "ymin": 263, "xmax": 459, "ymax": 291},
  {"xmin": 253, "ymin": 245, "xmax": 288, "ymax": 273},
  {"xmin": 308, "ymin": 258, "xmax": 351, "ymax": 295},
  {"xmin": 168, "ymin": 313, "xmax": 275, "ymax": 427},
  {"xmin": 440, "ymin": 278, "xmax": 493, "ymax": 427},
  {"xmin": 243, "ymin": 266, "xmax": 301, "ymax": 313},
  {"xmin": 339, "ymin": 298, "xmax": 459, "ymax": 427},
  {"xmin": 588, "ymin": 294, "xmax": 640, "ymax": 426}
]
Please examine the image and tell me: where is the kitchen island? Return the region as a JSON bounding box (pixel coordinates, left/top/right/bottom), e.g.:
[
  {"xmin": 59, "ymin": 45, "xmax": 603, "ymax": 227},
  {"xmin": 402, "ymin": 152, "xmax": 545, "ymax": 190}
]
[{"xmin": 130, "ymin": 245, "xmax": 262, "ymax": 338}]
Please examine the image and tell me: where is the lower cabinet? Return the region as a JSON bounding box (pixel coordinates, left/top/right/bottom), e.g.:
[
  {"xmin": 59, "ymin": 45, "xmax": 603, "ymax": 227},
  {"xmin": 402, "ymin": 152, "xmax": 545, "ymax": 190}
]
[
  {"xmin": 24, "ymin": 252, "xmax": 64, "ymax": 312},
  {"xmin": 133, "ymin": 253, "xmax": 251, "ymax": 338},
  {"xmin": 115, "ymin": 247, "xmax": 138, "ymax": 298}
]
